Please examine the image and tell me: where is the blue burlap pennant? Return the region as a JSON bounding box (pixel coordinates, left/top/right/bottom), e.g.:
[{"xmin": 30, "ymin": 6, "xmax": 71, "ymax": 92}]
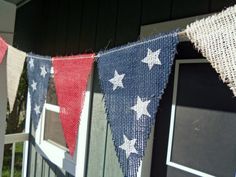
[
  {"xmin": 27, "ymin": 54, "xmax": 52, "ymax": 129},
  {"xmin": 97, "ymin": 31, "xmax": 179, "ymax": 177}
]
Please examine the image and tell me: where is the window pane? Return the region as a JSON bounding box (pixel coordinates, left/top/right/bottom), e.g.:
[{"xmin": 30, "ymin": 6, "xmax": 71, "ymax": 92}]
[
  {"xmin": 44, "ymin": 110, "xmax": 67, "ymax": 149},
  {"xmin": 170, "ymin": 63, "xmax": 236, "ymax": 177},
  {"xmin": 46, "ymin": 76, "xmax": 58, "ymax": 105},
  {"xmin": 44, "ymin": 76, "xmax": 67, "ymax": 150}
]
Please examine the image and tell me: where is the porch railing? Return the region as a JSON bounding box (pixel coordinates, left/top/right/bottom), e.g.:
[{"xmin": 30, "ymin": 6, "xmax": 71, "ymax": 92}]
[{"xmin": 4, "ymin": 133, "xmax": 29, "ymax": 177}]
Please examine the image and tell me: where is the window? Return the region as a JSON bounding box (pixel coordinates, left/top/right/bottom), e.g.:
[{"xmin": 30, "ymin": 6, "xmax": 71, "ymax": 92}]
[
  {"xmin": 166, "ymin": 59, "xmax": 236, "ymax": 177},
  {"xmin": 43, "ymin": 77, "xmax": 67, "ymax": 150},
  {"xmin": 44, "ymin": 109, "xmax": 67, "ymax": 149},
  {"xmin": 29, "ymin": 67, "xmax": 94, "ymax": 176}
]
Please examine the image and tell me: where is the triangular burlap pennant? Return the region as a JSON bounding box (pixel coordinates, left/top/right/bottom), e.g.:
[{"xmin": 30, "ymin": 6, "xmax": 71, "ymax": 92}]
[
  {"xmin": 186, "ymin": 5, "xmax": 236, "ymax": 95},
  {"xmin": 0, "ymin": 37, "xmax": 8, "ymax": 64},
  {"xmin": 97, "ymin": 31, "xmax": 179, "ymax": 177},
  {"xmin": 27, "ymin": 54, "xmax": 52, "ymax": 129},
  {"xmin": 7, "ymin": 45, "xmax": 26, "ymax": 112},
  {"xmin": 52, "ymin": 54, "xmax": 94, "ymax": 156}
]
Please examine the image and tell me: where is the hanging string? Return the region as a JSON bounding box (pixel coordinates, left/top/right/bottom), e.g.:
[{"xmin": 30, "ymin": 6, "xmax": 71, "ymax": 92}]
[
  {"xmin": 27, "ymin": 54, "xmax": 95, "ymax": 61},
  {"xmin": 11, "ymin": 30, "xmax": 188, "ymax": 61},
  {"xmin": 96, "ymin": 30, "xmax": 187, "ymax": 58}
]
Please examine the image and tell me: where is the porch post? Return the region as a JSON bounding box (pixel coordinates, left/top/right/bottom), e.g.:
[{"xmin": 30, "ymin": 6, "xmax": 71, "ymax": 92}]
[
  {"xmin": 0, "ymin": 57, "xmax": 7, "ymax": 177},
  {"xmin": 0, "ymin": 1, "xmax": 16, "ymax": 175}
]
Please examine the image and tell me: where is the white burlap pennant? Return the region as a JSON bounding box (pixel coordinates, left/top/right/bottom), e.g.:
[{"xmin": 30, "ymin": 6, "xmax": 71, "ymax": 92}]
[
  {"xmin": 7, "ymin": 45, "xmax": 26, "ymax": 112},
  {"xmin": 186, "ymin": 5, "xmax": 236, "ymax": 95}
]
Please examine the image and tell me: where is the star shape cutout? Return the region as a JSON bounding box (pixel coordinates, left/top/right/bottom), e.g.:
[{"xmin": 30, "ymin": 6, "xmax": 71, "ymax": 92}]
[
  {"xmin": 31, "ymin": 80, "xmax": 37, "ymax": 91},
  {"xmin": 109, "ymin": 70, "xmax": 125, "ymax": 91},
  {"xmin": 142, "ymin": 48, "xmax": 161, "ymax": 70},
  {"xmin": 119, "ymin": 135, "xmax": 138, "ymax": 159},
  {"xmin": 40, "ymin": 66, "xmax": 47, "ymax": 78},
  {"xmin": 29, "ymin": 58, "xmax": 34, "ymax": 69},
  {"xmin": 131, "ymin": 96, "xmax": 151, "ymax": 120},
  {"xmin": 34, "ymin": 104, "xmax": 40, "ymax": 115}
]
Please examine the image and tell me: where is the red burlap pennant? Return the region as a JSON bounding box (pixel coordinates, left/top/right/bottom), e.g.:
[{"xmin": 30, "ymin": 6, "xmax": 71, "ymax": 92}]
[
  {"xmin": 0, "ymin": 37, "xmax": 8, "ymax": 64},
  {"xmin": 52, "ymin": 54, "xmax": 94, "ymax": 155}
]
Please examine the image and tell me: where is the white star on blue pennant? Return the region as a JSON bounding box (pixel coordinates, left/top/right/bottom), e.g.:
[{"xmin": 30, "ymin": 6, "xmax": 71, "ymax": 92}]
[
  {"xmin": 119, "ymin": 135, "xmax": 138, "ymax": 159},
  {"xmin": 131, "ymin": 96, "xmax": 151, "ymax": 120},
  {"xmin": 109, "ymin": 70, "xmax": 125, "ymax": 91},
  {"xmin": 142, "ymin": 48, "xmax": 161, "ymax": 70}
]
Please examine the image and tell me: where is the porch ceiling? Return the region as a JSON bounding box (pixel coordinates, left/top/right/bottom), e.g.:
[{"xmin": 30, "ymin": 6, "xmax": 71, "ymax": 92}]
[{"xmin": 4, "ymin": 0, "xmax": 31, "ymax": 8}]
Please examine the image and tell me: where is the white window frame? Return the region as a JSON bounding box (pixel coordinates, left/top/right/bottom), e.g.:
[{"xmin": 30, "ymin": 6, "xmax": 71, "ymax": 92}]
[
  {"xmin": 26, "ymin": 66, "xmax": 94, "ymax": 176},
  {"xmin": 166, "ymin": 59, "xmax": 216, "ymax": 177}
]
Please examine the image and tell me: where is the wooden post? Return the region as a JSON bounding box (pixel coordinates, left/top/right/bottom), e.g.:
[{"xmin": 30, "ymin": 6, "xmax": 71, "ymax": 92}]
[
  {"xmin": 0, "ymin": 57, "xmax": 7, "ymax": 177},
  {"xmin": 0, "ymin": 1, "xmax": 16, "ymax": 176}
]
